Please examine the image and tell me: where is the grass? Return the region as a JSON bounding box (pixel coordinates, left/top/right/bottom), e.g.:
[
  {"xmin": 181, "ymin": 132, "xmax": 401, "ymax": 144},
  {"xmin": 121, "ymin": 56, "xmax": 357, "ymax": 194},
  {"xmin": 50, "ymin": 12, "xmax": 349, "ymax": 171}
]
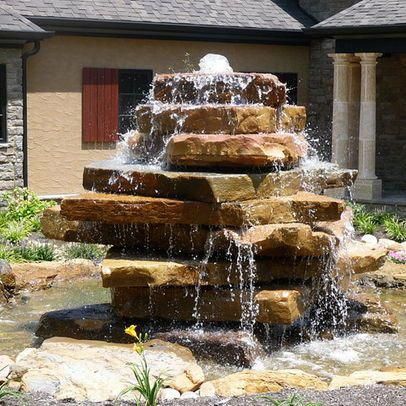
[
  {"xmin": 261, "ymin": 394, "xmax": 323, "ymax": 406},
  {"xmin": 62, "ymin": 243, "xmax": 107, "ymax": 261},
  {"xmin": 350, "ymin": 202, "xmax": 406, "ymax": 242}
]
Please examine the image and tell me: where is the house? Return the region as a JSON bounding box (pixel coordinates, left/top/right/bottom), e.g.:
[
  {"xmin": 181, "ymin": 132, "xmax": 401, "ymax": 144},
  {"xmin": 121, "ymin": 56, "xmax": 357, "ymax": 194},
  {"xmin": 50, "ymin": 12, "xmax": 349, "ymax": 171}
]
[{"xmin": 0, "ymin": 0, "xmax": 404, "ymax": 202}]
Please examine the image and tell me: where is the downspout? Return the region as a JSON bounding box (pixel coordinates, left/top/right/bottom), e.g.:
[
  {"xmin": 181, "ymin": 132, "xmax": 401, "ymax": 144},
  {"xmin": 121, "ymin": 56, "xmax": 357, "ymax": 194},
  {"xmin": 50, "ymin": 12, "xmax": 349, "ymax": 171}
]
[{"xmin": 22, "ymin": 41, "xmax": 41, "ymax": 187}]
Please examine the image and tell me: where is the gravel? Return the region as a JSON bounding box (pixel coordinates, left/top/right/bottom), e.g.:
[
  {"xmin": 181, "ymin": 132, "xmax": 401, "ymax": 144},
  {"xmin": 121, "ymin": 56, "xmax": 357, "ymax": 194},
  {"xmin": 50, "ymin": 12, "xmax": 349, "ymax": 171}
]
[{"xmin": 2, "ymin": 385, "xmax": 406, "ymax": 406}]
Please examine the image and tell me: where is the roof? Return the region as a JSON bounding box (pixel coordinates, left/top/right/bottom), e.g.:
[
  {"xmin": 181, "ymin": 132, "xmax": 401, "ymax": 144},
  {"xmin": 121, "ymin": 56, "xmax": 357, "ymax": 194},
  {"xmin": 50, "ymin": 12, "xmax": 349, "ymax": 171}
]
[
  {"xmin": 0, "ymin": 3, "xmax": 49, "ymax": 40},
  {"xmin": 312, "ymin": 0, "xmax": 406, "ymax": 34},
  {"xmin": 0, "ymin": 0, "xmax": 314, "ymax": 33}
]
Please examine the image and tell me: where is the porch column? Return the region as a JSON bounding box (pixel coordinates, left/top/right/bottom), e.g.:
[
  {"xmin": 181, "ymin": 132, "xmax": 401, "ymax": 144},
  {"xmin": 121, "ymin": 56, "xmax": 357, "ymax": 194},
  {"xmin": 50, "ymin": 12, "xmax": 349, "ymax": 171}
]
[
  {"xmin": 328, "ymin": 53, "xmax": 353, "ymax": 168},
  {"xmin": 354, "ymin": 52, "xmax": 382, "ymax": 200}
]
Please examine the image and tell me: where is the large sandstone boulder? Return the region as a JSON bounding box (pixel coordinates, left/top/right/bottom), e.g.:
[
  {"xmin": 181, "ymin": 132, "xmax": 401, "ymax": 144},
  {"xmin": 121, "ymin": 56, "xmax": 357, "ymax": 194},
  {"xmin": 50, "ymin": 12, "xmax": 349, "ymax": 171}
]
[
  {"xmin": 111, "ymin": 286, "xmax": 305, "ymax": 324},
  {"xmin": 11, "ymin": 337, "xmax": 204, "ymax": 401},
  {"xmin": 329, "ymin": 368, "xmax": 406, "ymax": 389},
  {"xmin": 136, "ymin": 104, "xmax": 278, "ymax": 135},
  {"xmin": 166, "ymin": 133, "xmax": 308, "ymax": 168},
  {"xmin": 202, "ymin": 369, "xmax": 327, "ymax": 396},
  {"xmin": 11, "ymin": 260, "xmax": 100, "ymax": 292},
  {"xmin": 60, "ymin": 192, "xmax": 345, "ymax": 227},
  {"xmin": 347, "ymin": 241, "xmax": 387, "ymax": 274},
  {"xmin": 152, "ymin": 72, "xmax": 286, "ymax": 107}
]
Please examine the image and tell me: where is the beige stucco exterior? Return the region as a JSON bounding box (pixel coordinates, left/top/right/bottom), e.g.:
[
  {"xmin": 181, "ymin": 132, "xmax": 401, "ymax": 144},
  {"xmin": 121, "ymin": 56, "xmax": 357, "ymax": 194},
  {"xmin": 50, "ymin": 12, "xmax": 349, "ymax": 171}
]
[{"xmin": 26, "ymin": 35, "xmax": 309, "ymax": 195}]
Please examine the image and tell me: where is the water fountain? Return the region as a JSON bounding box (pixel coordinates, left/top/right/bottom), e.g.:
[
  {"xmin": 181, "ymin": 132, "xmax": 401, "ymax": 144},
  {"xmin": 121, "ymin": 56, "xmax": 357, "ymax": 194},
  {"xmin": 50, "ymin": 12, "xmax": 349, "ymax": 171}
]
[{"xmin": 40, "ymin": 54, "xmax": 368, "ymax": 354}]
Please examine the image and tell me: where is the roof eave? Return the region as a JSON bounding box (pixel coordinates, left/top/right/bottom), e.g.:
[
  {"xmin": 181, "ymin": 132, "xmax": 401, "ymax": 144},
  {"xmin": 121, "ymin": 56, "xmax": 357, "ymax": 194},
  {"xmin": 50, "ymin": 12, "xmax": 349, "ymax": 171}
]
[
  {"xmin": 28, "ymin": 17, "xmax": 310, "ymax": 44},
  {"xmin": 0, "ymin": 30, "xmax": 54, "ymax": 41},
  {"xmin": 306, "ymin": 24, "xmax": 406, "ymax": 38}
]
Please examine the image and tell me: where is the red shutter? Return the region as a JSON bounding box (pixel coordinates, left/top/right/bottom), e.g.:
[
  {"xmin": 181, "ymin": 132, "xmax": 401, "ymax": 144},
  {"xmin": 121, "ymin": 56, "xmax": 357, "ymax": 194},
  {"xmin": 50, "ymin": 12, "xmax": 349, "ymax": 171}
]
[{"xmin": 82, "ymin": 67, "xmax": 119, "ymax": 142}]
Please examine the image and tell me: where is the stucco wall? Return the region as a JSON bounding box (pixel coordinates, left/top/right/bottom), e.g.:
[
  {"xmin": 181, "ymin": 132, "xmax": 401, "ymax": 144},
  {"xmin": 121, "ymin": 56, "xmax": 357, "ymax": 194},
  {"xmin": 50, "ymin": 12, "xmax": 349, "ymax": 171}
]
[
  {"xmin": 0, "ymin": 47, "xmax": 24, "ymax": 196},
  {"xmin": 26, "ymin": 35, "xmax": 309, "ymax": 195}
]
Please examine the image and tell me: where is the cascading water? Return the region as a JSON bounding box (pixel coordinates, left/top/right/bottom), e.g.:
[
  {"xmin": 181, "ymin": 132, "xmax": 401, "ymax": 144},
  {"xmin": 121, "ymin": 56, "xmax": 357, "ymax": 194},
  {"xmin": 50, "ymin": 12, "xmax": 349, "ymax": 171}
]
[{"xmin": 40, "ymin": 53, "xmax": 377, "ymax": 368}]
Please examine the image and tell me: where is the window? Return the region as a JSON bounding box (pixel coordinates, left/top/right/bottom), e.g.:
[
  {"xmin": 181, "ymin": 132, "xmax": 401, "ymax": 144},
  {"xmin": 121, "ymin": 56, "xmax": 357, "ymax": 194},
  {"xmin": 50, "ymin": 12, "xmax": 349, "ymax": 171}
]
[
  {"xmin": 119, "ymin": 70, "xmax": 152, "ymax": 133},
  {"xmin": 82, "ymin": 68, "xmax": 152, "ymax": 142},
  {"xmin": 0, "ymin": 65, "xmax": 7, "ymax": 143},
  {"xmin": 274, "ymin": 72, "xmax": 298, "ymax": 104}
]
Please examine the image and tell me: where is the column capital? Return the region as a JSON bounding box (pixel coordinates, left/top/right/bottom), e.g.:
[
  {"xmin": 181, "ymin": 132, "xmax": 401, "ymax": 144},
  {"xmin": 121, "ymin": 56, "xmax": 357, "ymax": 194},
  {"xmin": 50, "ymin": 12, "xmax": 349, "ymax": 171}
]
[
  {"xmin": 355, "ymin": 53, "xmax": 383, "ymax": 64},
  {"xmin": 328, "ymin": 53, "xmax": 356, "ymax": 65}
]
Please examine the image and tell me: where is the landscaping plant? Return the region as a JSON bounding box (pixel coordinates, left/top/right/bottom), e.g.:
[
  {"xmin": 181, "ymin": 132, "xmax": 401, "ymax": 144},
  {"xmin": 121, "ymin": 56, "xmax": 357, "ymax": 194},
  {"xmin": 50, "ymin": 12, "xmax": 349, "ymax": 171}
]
[
  {"xmin": 388, "ymin": 250, "xmax": 406, "ymax": 264},
  {"xmin": 383, "ymin": 217, "xmax": 406, "ymax": 242},
  {"xmin": 262, "ymin": 394, "xmax": 323, "ymax": 406},
  {"xmin": 350, "ymin": 202, "xmax": 406, "ymax": 242},
  {"xmin": 120, "ymin": 325, "xmax": 164, "ymax": 406},
  {"xmin": 0, "ymin": 187, "xmax": 55, "ymax": 243},
  {"xmin": 0, "ymin": 367, "xmax": 22, "ymax": 400},
  {"xmin": 63, "ymin": 243, "xmax": 107, "ymax": 261}
]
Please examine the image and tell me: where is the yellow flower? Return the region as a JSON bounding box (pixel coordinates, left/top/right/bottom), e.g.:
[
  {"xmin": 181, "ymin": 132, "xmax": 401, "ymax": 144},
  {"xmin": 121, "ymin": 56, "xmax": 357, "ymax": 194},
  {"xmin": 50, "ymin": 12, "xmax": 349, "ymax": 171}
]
[
  {"xmin": 125, "ymin": 325, "xmax": 139, "ymax": 339},
  {"xmin": 133, "ymin": 343, "xmax": 144, "ymax": 355}
]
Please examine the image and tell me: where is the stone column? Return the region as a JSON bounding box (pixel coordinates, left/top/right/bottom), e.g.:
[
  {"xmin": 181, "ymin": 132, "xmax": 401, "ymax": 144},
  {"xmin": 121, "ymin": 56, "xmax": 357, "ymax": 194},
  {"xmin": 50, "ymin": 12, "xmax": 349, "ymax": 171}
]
[
  {"xmin": 348, "ymin": 56, "xmax": 361, "ymax": 169},
  {"xmin": 328, "ymin": 53, "xmax": 353, "ymax": 168},
  {"xmin": 353, "ymin": 53, "xmax": 382, "ymax": 200}
]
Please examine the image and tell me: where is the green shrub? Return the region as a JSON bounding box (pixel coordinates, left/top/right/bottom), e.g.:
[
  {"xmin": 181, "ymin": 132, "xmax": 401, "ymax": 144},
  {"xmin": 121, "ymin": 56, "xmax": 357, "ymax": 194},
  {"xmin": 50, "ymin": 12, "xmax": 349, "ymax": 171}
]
[
  {"xmin": 1, "ymin": 188, "xmax": 55, "ymax": 222},
  {"xmin": 0, "ymin": 188, "xmax": 56, "ymax": 243},
  {"xmin": 384, "ymin": 217, "xmax": 406, "ymax": 242},
  {"xmin": 14, "ymin": 244, "xmax": 56, "ymax": 262},
  {"xmin": 352, "ymin": 208, "xmax": 378, "ymax": 234},
  {"xmin": 0, "ymin": 219, "xmax": 32, "ymax": 243},
  {"xmin": 0, "ymin": 244, "xmax": 23, "ymax": 263},
  {"xmin": 63, "ymin": 243, "xmax": 106, "ymax": 261}
]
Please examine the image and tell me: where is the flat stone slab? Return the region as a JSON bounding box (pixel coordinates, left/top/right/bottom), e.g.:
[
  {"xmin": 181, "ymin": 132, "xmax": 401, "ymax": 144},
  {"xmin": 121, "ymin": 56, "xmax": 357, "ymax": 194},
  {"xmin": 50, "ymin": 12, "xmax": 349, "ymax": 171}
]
[
  {"xmin": 83, "ymin": 160, "xmax": 358, "ymax": 203},
  {"xmin": 60, "ymin": 192, "xmax": 345, "ymax": 227},
  {"xmin": 152, "ymin": 72, "xmax": 286, "ymax": 107},
  {"xmin": 111, "ymin": 286, "xmax": 305, "ymax": 324},
  {"xmin": 101, "ymin": 252, "xmax": 325, "ymax": 288},
  {"xmin": 136, "ymin": 104, "xmax": 278, "ymax": 135},
  {"xmin": 166, "ymin": 133, "xmax": 308, "ymax": 169}
]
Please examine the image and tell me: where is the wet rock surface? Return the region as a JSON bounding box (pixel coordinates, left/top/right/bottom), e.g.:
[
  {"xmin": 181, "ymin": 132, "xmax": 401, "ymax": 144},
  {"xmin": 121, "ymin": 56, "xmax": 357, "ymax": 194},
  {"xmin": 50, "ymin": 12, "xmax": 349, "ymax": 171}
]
[
  {"xmin": 152, "ymin": 72, "xmax": 286, "ymax": 107},
  {"xmin": 60, "ymin": 192, "xmax": 345, "ymax": 227},
  {"xmin": 111, "ymin": 286, "xmax": 305, "ymax": 324},
  {"xmin": 155, "ymin": 329, "xmax": 265, "ymax": 368},
  {"xmin": 347, "ymin": 291, "xmax": 398, "ymax": 334},
  {"xmin": 136, "ymin": 104, "xmax": 278, "ymax": 135},
  {"xmin": 82, "ymin": 161, "xmax": 358, "ymax": 202},
  {"xmin": 166, "ymin": 133, "xmax": 308, "ymax": 169}
]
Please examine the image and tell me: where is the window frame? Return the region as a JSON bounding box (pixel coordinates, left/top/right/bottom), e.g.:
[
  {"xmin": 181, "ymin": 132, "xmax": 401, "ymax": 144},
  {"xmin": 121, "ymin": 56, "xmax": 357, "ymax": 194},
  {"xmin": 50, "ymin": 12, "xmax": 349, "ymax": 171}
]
[
  {"xmin": 118, "ymin": 68, "xmax": 153, "ymax": 134},
  {"xmin": 0, "ymin": 64, "xmax": 7, "ymax": 143}
]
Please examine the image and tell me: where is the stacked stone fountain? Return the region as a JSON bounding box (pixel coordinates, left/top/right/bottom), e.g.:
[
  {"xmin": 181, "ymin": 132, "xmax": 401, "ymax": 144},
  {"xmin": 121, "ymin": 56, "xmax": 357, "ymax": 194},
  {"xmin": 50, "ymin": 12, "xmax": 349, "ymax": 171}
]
[{"xmin": 42, "ymin": 55, "xmax": 361, "ymax": 337}]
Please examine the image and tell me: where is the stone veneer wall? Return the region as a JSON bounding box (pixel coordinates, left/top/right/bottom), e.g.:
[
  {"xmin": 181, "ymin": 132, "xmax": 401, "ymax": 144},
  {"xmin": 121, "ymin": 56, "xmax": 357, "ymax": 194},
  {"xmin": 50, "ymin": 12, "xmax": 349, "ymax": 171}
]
[
  {"xmin": 376, "ymin": 54, "xmax": 406, "ymax": 193},
  {"xmin": 298, "ymin": 0, "xmax": 361, "ymax": 160},
  {"xmin": 0, "ymin": 48, "xmax": 24, "ymax": 196}
]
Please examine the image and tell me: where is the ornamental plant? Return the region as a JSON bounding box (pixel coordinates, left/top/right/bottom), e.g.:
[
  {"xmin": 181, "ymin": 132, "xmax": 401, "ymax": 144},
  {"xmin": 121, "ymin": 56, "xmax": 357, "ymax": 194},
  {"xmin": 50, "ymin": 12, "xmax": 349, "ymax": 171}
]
[
  {"xmin": 388, "ymin": 250, "xmax": 406, "ymax": 264},
  {"xmin": 120, "ymin": 325, "xmax": 164, "ymax": 406}
]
